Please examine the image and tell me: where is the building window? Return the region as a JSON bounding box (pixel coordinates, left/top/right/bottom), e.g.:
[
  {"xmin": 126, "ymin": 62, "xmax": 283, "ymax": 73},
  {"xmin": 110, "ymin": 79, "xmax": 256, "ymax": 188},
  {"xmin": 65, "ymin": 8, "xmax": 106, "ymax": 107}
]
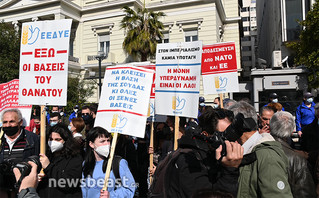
[
  {"xmin": 242, "ymin": 56, "xmax": 252, "ymax": 61},
  {"xmin": 98, "ymin": 34, "xmax": 110, "ymax": 55},
  {"xmin": 242, "ymin": 7, "xmax": 249, "ymax": 12},
  {"xmin": 250, "ymin": 7, "xmax": 256, "ymax": 12},
  {"xmin": 243, "ymin": 27, "xmax": 249, "ymax": 32},
  {"xmin": 158, "ymin": 32, "xmax": 169, "ymax": 43},
  {"xmin": 242, "ymin": 36, "xmax": 251, "ymax": 41},
  {"xmin": 250, "ymin": 17, "xmax": 257, "ymax": 22},
  {"xmin": 242, "ymin": 46, "xmax": 252, "ymax": 51},
  {"xmin": 185, "ymin": 30, "xmax": 198, "ymax": 42},
  {"xmin": 242, "ymin": 17, "xmax": 249, "ymax": 22},
  {"xmin": 69, "ymin": 38, "xmax": 74, "ymax": 56}
]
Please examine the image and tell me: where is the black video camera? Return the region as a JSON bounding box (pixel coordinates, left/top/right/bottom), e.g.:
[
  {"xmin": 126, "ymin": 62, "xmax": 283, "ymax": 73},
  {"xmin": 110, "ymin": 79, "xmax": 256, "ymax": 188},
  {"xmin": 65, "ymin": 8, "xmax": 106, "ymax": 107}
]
[
  {"xmin": 0, "ymin": 155, "xmax": 42, "ymax": 191},
  {"xmin": 191, "ymin": 113, "xmax": 257, "ymax": 157}
]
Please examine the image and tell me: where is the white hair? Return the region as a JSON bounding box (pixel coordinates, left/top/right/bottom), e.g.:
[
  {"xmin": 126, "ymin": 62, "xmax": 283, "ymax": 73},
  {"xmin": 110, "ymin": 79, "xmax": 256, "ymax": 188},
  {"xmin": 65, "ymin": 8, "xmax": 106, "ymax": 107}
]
[
  {"xmin": 1, "ymin": 108, "xmax": 23, "ymax": 122},
  {"xmin": 270, "ymin": 111, "xmax": 295, "ymax": 138}
]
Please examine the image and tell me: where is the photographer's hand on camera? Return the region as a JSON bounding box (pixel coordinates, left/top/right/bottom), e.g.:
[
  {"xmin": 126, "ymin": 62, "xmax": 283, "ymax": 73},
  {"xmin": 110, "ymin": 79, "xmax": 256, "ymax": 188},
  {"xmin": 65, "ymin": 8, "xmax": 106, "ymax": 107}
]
[
  {"xmin": 13, "ymin": 161, "xmax": 38, "ymax": 193},
  {"xmin": 39, "ymin": 153, "xmax": 50, "ymax": 169},
  {"xmin": 216, "ymin": 140, "xmax": 243, "ymax": 168}
]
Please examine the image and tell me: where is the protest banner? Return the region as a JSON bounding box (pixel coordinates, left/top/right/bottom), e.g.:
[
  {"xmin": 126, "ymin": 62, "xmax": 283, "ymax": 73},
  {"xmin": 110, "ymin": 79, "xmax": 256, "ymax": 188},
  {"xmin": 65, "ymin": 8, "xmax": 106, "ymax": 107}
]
[
  {"xmin": 201, "ymin": 42, "xmax": 239, "ymax": 94},
  {"xmin": 18, "ymin": 19, "xmax": 72, "ymax": 106},
  {"xmin": 94, "ymin": 65, "xmax": 154, "ymax": 138},
  {"xmin": 155, "ymin": 41, "xmax": 202, "ymax": 118},
  {"xmin": 0, "ymin": 79, "xmax": 32, "ymax": 126}
]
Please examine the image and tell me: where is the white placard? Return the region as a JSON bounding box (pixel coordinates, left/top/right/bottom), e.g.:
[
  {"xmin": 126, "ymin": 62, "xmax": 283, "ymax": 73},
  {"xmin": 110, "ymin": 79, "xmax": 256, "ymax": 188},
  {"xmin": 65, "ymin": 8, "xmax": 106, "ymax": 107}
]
[
  {"xmin": 94, "ymin": 66, "xmax": 154, "ymax": 138},
  {"xmin": 19, "ymin": 19, "xmax": 72, "ymax": 106},
  {"xmin": 155, "ymin": 41, "xmax": 202, "ymax": 118}
]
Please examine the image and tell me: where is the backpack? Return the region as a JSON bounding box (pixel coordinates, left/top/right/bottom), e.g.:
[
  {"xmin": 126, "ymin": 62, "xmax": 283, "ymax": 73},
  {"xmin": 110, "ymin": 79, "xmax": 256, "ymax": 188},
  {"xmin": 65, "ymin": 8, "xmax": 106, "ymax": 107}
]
[
  {"xmin": 148, "ymin": 148, "xmax": 201, "ymax": 198},
  {"xmin": 103, "ymin": 155, "xmax": 122, "ymax": 188}
]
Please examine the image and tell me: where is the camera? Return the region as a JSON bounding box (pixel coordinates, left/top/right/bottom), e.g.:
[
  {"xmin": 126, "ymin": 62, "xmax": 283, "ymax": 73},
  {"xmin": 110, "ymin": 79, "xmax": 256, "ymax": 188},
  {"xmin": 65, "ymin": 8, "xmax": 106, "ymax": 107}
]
[
  {"xmin": 190, "ymin": 113, "xmax": 257, "ymax": 158},
  {"xmin": 0, "ymin": 155, "xmax": 41, "ymax": 191}
]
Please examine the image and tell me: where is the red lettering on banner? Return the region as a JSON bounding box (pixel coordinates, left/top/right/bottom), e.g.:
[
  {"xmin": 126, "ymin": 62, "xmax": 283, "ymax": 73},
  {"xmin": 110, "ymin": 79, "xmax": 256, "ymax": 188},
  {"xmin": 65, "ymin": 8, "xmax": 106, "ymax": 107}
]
[
  {"xmin": 22, "ymin": 88, "xmax": 62, "ymax": 97},
  {"xmin": 34, "ymin": 63, "xmax": 64, "ymax": 71},
  {"xmin": 34, "ymin": 48, "xmax": 55, "ymax": 58},
  {"xmin": 201, "ymin": 42, "xmax": 237, "ymax": 75}
]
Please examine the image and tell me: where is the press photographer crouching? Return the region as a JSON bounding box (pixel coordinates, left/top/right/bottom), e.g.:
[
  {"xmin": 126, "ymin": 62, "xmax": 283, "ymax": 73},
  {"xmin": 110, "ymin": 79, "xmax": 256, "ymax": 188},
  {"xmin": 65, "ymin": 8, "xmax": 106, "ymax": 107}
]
[
  {"xmin": 0, "ymin": 108, "xmax": 40, "ymax": 198},
  {"xmin": 149, "ymin": 108, "xmax": 248, "ymax": 197}
]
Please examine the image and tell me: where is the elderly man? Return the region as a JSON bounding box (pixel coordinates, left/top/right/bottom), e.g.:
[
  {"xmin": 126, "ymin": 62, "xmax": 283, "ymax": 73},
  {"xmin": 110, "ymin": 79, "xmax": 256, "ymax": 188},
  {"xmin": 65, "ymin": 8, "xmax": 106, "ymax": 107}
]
[
  {"xmin": 227, "ymin": 101, "xmax": 292, "ymax": 198},
  {"xmin": 258, "ymin": 106, "xmax": 275, "ymax": 134},
  {"xmin": 270, "ymin": 111, "xmax": 316, "ymax": 197},
  {"xmin": 0, "ymin": 108, "xmax": 40, "ymax": 196}
]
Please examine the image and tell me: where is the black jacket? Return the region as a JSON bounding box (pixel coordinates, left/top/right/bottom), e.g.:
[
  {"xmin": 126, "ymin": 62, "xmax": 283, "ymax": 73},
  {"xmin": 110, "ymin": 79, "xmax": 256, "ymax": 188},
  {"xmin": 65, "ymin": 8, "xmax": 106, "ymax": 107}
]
[
  {"xmin": 166, "ymin": 133, "xmax": 239, "ymax": 197},
  {"xmin": 0, "ymin": 128, "xmax": 40, "ymax": 163},
  {"xmin": 37, "ymin": 154, "xmax": 83, "ymax": 198},
  {"xmin": 275, "ymin": 137, "xmax": 317, "ymax": 198},
  {"xmin": 301, "ymin": 117, "xmax": 319, "ymax": 152}
]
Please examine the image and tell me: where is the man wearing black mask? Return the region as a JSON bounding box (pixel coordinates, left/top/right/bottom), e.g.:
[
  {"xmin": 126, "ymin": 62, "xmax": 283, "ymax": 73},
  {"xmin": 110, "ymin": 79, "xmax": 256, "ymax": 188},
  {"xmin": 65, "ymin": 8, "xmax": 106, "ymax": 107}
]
[
  {"xmin": 0, "ymin": 108, "xmax": 39, "ymax": 196},
  {"xmin": 81, "ymin": 105, "xmax": 95, "ymax": 134}
]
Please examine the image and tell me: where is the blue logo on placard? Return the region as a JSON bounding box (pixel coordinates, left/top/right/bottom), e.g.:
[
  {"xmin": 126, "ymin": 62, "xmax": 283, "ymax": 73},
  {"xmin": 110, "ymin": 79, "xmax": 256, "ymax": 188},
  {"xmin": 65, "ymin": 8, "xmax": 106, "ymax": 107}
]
[
  {"xmin": 219, "ymin": 77, "xmax": 228, "ymax": 88},
  {"xmin": 116, "ymin": 115, "xmax": 127, "ymax": 129},
  {"xmin": 150, "ymin": 103, "xmax": 155, "ymax": 115},
  {"xmin": 175, "ymin": 96, "xmax": 186, "ymax": 111}
]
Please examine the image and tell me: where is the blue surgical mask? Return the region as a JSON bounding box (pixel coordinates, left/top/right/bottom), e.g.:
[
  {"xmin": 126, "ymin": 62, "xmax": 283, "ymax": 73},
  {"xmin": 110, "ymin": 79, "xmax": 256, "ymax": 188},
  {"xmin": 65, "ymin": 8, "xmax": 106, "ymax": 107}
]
[
  {"xmin": 50, "ymin": 121, "xmax": 58, "ymax": 127},
  {"xmin": 306, "ymin": 98, "xmax": 313, "ymax": 103},
  {"xmin": 68, "ymin": 125, "xmax": 73, "ymax": 132},
  {"xmin": 212, "ymin": 104, "xmax": 219, "ymax": 109},
  {"xmin": 272, "ymin": 99, "xmax": 278, "ymax": 103}
]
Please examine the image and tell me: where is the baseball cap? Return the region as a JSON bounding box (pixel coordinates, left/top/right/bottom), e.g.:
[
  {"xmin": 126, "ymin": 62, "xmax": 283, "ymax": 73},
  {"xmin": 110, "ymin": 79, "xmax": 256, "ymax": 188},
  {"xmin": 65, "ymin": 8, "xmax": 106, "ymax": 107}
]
[
  {"xmin": 303, "ymin": 92, "xmax": 313, "ymax": 98},
  {"xmin": 269, "ymin": 93, "xmax": 278, "ymax": 99}
]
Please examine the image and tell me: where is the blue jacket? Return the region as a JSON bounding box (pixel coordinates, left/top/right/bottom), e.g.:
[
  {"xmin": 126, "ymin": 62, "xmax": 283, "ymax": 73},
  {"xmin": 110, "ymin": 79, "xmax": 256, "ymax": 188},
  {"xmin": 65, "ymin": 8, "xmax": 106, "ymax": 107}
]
[
  {"xmin": 82, "ymin": 159, "xmax": 135, "ymax": 198},
  {"xmin": 69, "ymin": 112, "xmax": 77, "ymax": 122},
  {"xmin": 295, "ymin": 102, "xmax": 316, "ymax": 131}
]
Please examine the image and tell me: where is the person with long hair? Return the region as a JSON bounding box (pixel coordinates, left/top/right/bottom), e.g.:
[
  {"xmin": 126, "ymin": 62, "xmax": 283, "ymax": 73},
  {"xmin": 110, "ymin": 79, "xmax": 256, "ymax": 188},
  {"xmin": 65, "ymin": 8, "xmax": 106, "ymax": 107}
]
[
  {"xmin": 37, "ymin": 123, "xmax": 83, "ymax": 197},
  {"xmin": 82, "ymin": 127, "xmax": 135, "ymax": 198}
]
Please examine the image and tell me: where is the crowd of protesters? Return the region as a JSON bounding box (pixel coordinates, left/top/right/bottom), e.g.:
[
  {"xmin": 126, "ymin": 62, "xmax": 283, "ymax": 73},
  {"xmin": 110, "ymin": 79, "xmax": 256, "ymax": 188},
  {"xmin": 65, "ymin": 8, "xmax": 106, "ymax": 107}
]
[{"xmin": 1, "ymin": 92, "xmax": 319, "ymax": 198}]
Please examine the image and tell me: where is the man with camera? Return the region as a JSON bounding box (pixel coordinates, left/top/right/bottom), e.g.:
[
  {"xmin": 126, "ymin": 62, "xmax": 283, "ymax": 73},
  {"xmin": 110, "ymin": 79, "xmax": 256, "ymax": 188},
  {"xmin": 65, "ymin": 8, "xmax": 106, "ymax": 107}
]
[
  {"xmin": 227, "ymin": 101, "xmax": 292, "ymax": 197},
  {"xmin": 0, "ymin": 108, "xmax": 40, "ymax": 197},
  {"xmin": 149, "ymin": 108, "xmax": 244, "ymax": 197}
]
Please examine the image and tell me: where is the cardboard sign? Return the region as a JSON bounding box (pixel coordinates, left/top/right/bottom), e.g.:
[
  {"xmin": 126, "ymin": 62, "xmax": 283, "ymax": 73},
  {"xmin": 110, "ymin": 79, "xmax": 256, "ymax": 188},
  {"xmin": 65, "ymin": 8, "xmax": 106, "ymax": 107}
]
[
  {"xmin": 18, "ymin": 19, "xmax": 72, "ymax": 106},
  {"xmin": 94, "ymin": 66, "xmax": 154, "ymax": 138},
  {"xmin": 155, "ymin": 41, "xmax": 202, "ymax": 118},
  {"xmin": 0, "ymin": 79, "xmax": 32, "ymax": 126},
  {"xmin": 201, "ymin": 42, "xmax": 239, "ymax": 94}
]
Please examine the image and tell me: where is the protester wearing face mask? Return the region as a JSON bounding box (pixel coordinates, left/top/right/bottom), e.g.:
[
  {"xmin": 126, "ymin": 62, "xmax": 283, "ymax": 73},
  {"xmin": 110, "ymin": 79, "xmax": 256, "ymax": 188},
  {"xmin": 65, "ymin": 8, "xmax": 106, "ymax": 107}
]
[
  {"xmin": 25, "ymin": 115, "xmax": 41, "ymax": 135},
  {"xmin": 69, "ymin": 118, "xmax": 86, "ymax": 157},
  {"xmin": 82, "ymin": 127, "xmax": 135, "ymax": 198},
  {"xmin": 81, "ymin": 106, "xmax": 95, "ymax": 134},
  {"xmin": 49, "ymin": 112, "xmax": 61, "ymax": 127},
  {"xmin": 295, "ymin": 92, "xmax": 316, "ymax": 138},
  {"xmin": 264, "ymin": 92, "xmax": 285, "ymax": 111},
  {"xmin": 0, "ymin": 108, "xmax": 40, "ymax": 197},
  {"xmin": 37, "ymin": 123, "xmax": 82, "ymax": 198},
  {"xmin": 69, "ymin": 105, "xmax": 79, "ymax": 122}
]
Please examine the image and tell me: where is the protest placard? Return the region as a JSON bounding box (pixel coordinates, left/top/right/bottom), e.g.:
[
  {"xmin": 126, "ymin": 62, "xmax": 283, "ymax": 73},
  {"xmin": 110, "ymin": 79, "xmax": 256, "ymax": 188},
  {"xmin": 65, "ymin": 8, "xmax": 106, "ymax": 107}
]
[
  {"xmin": 201, "ymin": 42, "xmax": 239, "ymax": 94},
  {"xmin": 155, "ymin": 41, "xmax": 202, "ymax": 118},
  {"xmin": 0, "ymin": 79, "xmax": 32, "ymax": 126},
  {"xmin": 94, "ymin": 66, "xmax": 154, "ymax": 138},
  {"xmin": 18, "ymin": 19, "xmax": 72, "ymax": 106}
]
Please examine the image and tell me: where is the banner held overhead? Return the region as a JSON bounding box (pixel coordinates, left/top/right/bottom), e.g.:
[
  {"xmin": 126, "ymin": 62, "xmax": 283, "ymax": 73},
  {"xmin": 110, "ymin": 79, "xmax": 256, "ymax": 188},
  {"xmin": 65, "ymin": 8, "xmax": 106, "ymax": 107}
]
[
  {"xmin": 155, "ymin": 41, "xmax": 202, "ymax": 118},
  {"xmin": 18, "ymin": 19, "xmax": 72, "ymax": 106},
  {"xmin": 201, "ymin": 42, "xmax": 239, "ymax": 95},
  {"xmin": 94, "ymin": 66, "xmax": 154, "ymax": 138}
]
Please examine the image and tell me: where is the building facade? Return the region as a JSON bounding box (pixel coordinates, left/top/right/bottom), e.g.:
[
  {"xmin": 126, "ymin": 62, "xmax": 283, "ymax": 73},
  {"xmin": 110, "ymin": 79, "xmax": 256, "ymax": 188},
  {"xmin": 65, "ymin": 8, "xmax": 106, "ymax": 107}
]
[{"xmin": 0, "ymin": 0, "xmax": 241, "ymax": 103}]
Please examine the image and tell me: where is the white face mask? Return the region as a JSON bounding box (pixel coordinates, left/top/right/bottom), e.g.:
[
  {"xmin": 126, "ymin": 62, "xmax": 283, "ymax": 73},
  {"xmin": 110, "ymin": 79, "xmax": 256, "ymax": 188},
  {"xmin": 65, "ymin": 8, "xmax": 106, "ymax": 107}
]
[
  {"xmin": 272, "ymin": 99, "xmax": 278, "ymax": 103},
  {"xmin": 212, "ymin": 104, "xmax": 219, "ymax": 109},
  {"xmin": 48, "ymin": 140, "xmax": 64, "ymax": 153},
  {"xmin": 306, "ymin": 98, "xmax": 313, "ymax": 103},
  {"xmin": 74, "ymin": 109, "xmax": 78, "ymax": 113},
  {"xmin": 95, "ymin": 144, "xmax": 110, "ymax": 158}
]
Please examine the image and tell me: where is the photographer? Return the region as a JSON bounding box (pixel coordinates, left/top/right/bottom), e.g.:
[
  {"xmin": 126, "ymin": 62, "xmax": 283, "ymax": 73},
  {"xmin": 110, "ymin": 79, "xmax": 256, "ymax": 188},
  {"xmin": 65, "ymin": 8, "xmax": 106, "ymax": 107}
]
[
  {"xmin": 13, "ymin": 161, "xmax": 39, "ymax": 198},
  {"xmin": 149, "ymin": 108, "xmax": 244, "ymax": 197},
  {"xmin": 0, "ymin": 108, "xmax": 40, "ymax": 197}
]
